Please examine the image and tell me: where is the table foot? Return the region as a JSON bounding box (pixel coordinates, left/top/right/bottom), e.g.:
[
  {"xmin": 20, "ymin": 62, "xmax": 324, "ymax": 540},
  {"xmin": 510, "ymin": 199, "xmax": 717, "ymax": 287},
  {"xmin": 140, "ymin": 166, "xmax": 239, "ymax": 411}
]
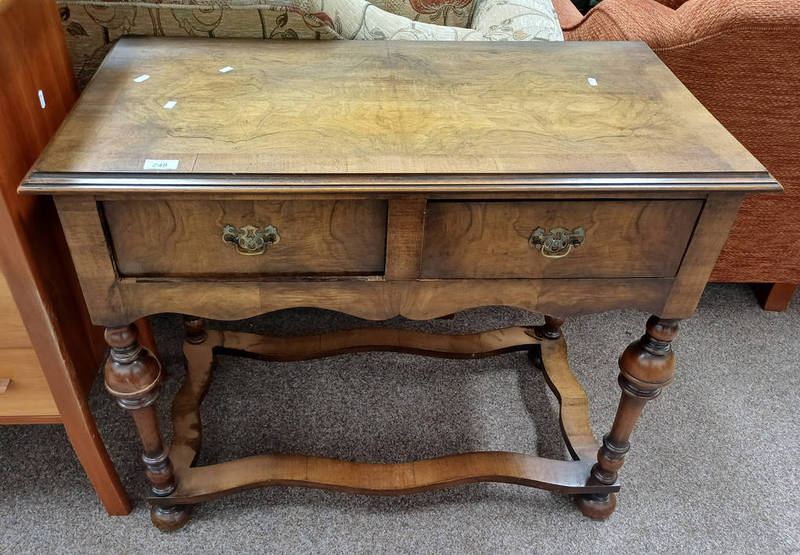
[
  {"xmin": 574, "ymin": 492, "xmax": 617, "ymax": 520},
  {"xmin": 151, "ymin": 504, "xmax": 191, "ymax": 532}
]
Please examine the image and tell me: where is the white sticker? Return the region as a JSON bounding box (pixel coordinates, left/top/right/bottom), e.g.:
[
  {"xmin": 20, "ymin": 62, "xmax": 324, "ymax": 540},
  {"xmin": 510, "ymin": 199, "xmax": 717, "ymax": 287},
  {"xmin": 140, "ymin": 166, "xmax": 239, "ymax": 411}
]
[
  {"xmin": 143, "ymin": 159, "xmax": 179, "ymax": 170},
  {"xmin": 38, "ymin": 90, "xmax": 46, "ymax": 109},
  {"xmin": 587, "ymin": 77, "xmax": 598, "ymax": 87},
  {"xmin": 163, "ymin": 100, "xmax": 177, "ymax": 110},
  {"xmin": 219, "ymin": 66, "xmax": 234, "ymax": 73},
  {"xmin": 133, "ymin": 74, "xmax": 150, "ymax": 83}
]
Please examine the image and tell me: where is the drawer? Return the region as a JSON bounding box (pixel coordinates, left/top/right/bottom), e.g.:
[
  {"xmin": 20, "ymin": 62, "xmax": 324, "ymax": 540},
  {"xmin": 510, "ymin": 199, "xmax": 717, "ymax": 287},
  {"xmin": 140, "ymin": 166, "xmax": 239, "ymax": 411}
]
[
  {"xmin": 103, "ymin": 200, "xmax": 388, "ymax": 277},
  {"xmin": 421, "ymin": 200, "xmax": 703, "ymax": 279}
]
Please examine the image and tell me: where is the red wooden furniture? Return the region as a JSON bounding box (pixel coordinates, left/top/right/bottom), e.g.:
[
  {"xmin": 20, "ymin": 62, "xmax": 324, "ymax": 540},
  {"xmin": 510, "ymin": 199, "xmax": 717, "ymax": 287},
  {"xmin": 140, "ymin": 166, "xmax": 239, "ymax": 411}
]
[{"xmin": 0, "ymin": 0, "xmax": 154, "ymax": 515}]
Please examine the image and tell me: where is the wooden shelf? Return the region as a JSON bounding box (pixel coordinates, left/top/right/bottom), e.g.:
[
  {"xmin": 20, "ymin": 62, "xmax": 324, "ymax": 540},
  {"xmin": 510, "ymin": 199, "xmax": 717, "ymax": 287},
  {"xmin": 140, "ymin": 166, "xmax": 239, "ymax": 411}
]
[
  {"xmin": 0, "ymin": 273, "xmax": 60, "ymax": 423},
  {"xmin": 0, "ymin": 348, "xmax": 60, "ymax": 424}
]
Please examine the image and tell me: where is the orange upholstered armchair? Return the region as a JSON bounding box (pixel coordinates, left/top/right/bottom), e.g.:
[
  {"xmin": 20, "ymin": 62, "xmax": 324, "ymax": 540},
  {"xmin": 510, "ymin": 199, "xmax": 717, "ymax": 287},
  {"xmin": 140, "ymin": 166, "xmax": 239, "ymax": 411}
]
[{"xmin": 551, "ymin": 0, "xmax": 800, "ymax": 309}]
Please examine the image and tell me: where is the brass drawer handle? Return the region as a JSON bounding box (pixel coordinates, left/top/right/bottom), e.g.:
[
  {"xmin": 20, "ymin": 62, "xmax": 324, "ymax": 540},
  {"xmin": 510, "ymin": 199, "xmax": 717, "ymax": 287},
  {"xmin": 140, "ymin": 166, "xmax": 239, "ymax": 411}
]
[
  {"xmin": 529, "ymin": 226, "xmax": 585, "ymax": 258},
  {"xmin": 222, "ymin": 224, "xmax": 280, "ymax": 256}
]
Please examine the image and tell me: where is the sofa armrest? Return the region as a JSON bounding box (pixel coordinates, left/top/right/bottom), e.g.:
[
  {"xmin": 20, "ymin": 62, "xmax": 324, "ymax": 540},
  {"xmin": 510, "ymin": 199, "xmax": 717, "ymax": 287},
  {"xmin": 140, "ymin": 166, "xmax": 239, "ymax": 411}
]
[
  {"xmin": 551, "ymin": 0, "xmax": 689, "ymax": 28},
  {"xmin": 559, "ymin": 0, "xmax": 800, "ymax": 49},
  {"xmin": 550, "ymin": 0, "xmax": 583, "ymax": 27}
]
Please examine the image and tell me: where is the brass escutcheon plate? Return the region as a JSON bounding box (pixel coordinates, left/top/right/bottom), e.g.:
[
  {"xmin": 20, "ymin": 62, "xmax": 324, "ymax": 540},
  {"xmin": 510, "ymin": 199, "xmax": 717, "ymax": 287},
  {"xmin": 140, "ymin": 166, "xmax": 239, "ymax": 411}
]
[
  {"xmin": 222, "ymin": 224, "xmax": 280, "ymax": 256},
  {"xmin": 529, "ymin": 226, "xmax": 585, "ymax": 258}
]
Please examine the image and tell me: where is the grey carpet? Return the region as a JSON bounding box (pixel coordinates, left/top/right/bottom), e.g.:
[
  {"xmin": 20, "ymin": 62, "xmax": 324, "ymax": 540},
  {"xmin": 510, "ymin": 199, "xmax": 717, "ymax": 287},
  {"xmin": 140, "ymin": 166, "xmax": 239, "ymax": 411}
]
[{"xmin": 1, "ymin": 284, "xmax": 798, "ymax": 554}]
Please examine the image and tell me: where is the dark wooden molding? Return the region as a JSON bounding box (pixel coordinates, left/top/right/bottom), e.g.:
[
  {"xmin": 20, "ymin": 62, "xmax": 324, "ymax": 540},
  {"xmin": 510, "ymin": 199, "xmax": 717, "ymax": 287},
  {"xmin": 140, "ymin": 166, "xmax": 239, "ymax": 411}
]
[{"xmin": 21, "ymin": 171, "xmax": 780, "ymax": 196}]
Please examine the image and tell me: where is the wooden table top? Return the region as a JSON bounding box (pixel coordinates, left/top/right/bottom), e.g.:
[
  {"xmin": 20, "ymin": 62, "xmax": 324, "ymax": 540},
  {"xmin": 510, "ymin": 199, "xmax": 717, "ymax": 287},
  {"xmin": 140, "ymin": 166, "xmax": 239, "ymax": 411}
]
[{"xmin": 23, "ymin": 38, "xmax": 779, "ymax": 195}]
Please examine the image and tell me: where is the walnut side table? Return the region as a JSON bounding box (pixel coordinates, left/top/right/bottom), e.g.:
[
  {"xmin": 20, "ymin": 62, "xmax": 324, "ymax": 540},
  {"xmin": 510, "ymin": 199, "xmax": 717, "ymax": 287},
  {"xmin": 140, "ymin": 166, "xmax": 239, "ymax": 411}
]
[{"xmin": 21, "ymin": 38, "xmax": 780, "ymax": 531}]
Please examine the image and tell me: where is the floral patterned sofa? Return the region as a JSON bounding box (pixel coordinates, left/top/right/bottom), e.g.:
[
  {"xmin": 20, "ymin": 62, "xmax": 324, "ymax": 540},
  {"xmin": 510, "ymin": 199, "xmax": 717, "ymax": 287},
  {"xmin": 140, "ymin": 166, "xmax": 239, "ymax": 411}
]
[{"xmin": 58, "ymin": 0, "xmax": 563, "ymax": 86}]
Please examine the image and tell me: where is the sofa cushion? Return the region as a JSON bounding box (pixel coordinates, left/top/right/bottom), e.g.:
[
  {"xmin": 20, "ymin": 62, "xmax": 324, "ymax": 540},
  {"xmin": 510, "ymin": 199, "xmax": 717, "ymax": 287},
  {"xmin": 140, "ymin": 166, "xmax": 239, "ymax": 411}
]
[
  {"xmin": 301, "ymin": 0, "xmax": 563, "ymax": 40},
  {"xmin": 470, "ymin": 0, "xmax": 563, "ymax": 40}
]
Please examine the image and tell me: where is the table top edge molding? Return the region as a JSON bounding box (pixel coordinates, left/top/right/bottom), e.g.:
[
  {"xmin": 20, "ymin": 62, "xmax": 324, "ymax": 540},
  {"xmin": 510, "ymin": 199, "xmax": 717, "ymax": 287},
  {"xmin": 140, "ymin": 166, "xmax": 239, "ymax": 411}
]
[{"xmin": 20, "ymin": 171, "xmax": 781, "ymax": 196}]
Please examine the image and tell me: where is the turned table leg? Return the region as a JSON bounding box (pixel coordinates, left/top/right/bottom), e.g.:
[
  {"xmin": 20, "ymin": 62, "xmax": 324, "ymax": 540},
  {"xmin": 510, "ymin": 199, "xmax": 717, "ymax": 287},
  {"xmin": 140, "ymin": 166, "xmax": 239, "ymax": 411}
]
[
  {"xmin": 104, "ymin": 324, "xmax": 191, "ymax": 531},
  {"xmin": 575, "ymin": 315, "xmax": 679, "ymax": 519}
]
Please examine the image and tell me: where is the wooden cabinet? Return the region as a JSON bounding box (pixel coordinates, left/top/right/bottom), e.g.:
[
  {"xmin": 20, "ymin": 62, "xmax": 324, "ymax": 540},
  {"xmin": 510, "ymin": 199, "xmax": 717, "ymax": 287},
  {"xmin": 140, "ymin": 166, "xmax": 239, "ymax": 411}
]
[{"xmin": 0, "ymin": 0, "xmax": 130, "ymax": 515}]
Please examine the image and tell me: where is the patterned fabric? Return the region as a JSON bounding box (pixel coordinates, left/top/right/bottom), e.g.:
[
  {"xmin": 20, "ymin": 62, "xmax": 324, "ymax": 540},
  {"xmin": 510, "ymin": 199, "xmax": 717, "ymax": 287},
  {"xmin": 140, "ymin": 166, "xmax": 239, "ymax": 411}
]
[
  {"xmin": 471, "ymin": 0, "xmax": 563, "ymax": 41},
  {"xmin": 290, "ymin": 0, "xmax": 563, "ymax": 40},
  {"xmin": 58, "ymin": 0, "xmax": 562, "ymax": 85}
]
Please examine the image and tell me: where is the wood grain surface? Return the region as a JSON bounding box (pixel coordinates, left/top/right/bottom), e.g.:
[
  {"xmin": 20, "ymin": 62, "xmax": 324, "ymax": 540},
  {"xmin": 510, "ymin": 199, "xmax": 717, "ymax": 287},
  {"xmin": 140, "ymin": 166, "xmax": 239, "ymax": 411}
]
[
  {"xmin": 539, "ymin": 337, "xmax": 598, "ymax": 462},
  {"xmin": 104, "ymin": 199, "xmax": 387, "ymax": 277},
  {"xmin": 0, "ymin": 273, "xmax": 59, "ymax": 422},
  {"xmin": 24, "ymin": 38, "xmax": 774, "ymax": 188},
  {"xmin": 162, "ymin": 324, "xmax": 617, "ymax": 508},
  {"xmin": 162, "ymin": 452, "xmax": 612, "ymax": 504},
  {"xmin": 218, "ymin": 326, "xmax": 537, "ymax": 361},
  {"xmin": 55, "ymin": 198, "xmax": 678, "ymax": 324},
  {"xmin": 422, "ymin": 200, "xmax": 702, "ymax": 279},
  {"xmin": 25, "ymin": 36, "xmax": 779, "ymax": 528},
  {"xmin": 385, "ymin": 199, "xmax": 426, "ymax": 280}
]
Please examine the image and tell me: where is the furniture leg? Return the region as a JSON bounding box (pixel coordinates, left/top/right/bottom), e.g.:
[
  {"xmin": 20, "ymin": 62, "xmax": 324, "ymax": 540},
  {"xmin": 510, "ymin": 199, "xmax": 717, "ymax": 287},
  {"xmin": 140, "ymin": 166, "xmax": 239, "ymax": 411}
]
[
  {"xmin": 183, "ymin": 316, "xmax": 208, "ymax": 345},
  {"xmin": 540, "ymin": 315, "xmax": 564, "ymax": 340},
  {"xmin": 528, "ymin": 315, "xmax": 563, "ymax": 369},
  {"xmin": 103, "ymin": 324, "xmax": 190, "ymax": 531},
  {"xmin": 575, "ymin": 315, "xmax": 679, "ymax": 519},
  {"xmin": 753, "ymin": 282, "xmax": 797, "ymax": 312}
]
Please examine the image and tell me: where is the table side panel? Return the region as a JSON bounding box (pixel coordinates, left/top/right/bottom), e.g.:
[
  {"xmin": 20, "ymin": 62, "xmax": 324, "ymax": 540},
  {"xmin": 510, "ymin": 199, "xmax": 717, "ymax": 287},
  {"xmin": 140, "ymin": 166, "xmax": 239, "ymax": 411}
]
[
  {"xmin": 661, "ymin": 192, "xmax": 746, "ymax": 317},
  {"xmin": 54, "ymin": 197, "xmax": 125, "ymax": 321},
  {"xmin": 110, "ymin": 278, "xmax": 673, "ymax": 326}
]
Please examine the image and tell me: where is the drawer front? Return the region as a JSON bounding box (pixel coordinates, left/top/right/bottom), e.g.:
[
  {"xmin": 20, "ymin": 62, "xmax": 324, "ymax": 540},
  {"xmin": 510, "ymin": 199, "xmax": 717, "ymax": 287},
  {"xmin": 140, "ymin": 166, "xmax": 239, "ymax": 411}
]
[
  {"xmin": 421, "ymin": 200, "xmax": 703, "ymax": 279},
  {"xmin": 104, "ymin": 200, "xmax": 388, "ymax": 277}
]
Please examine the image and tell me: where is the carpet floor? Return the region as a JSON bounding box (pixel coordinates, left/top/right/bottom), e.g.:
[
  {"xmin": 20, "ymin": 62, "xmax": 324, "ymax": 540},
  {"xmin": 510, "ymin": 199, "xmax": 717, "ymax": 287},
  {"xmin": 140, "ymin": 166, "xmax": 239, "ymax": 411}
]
[{"xmin": 1, "ymin": 284, "xmax": 798, "ymax": 554}]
